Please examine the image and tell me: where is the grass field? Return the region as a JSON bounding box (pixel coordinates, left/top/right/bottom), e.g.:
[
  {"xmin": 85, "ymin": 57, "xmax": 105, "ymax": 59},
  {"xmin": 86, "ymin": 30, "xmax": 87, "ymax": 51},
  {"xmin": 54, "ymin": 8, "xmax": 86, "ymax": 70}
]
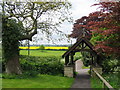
[
  {"xmin": 20, "ymin": 50, "xmax": 66, "ymax": 57},
  {"xmin": 20, "ymin": 50, "xmax": 82, "ymax": 59},
  {"xmin": 2, "ymin": 74, "xmax": 74, "ymax": 88}
]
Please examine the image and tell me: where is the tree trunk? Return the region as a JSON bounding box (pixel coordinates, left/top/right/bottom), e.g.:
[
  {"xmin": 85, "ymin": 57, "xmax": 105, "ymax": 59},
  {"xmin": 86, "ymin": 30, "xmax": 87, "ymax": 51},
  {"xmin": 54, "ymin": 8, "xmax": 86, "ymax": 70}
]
[
  {"xmin": 5, "ymin": 54, "xmax": 22, "ymax": 74},
  {"xmin": 2, "ymin": 18, "xmax": 23, "ymax": 74}
]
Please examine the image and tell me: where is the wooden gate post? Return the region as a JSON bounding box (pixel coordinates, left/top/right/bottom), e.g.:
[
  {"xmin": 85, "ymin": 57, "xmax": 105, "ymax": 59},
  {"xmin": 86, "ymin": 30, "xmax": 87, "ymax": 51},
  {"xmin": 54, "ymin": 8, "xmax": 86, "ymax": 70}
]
[{"xmin": 65, "ymin": 55, "xmax": 69, "ymax": 65}]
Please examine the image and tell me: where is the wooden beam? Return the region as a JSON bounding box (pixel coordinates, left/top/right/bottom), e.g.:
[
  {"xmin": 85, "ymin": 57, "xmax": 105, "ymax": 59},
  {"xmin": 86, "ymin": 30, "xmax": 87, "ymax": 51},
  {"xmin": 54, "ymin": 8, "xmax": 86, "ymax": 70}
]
[
  {"xmin": 65, "ymin": 55, "xmax": 69, "ymax": 65},
  {"xmin": 62, "ymin": 38, "xmax": 83, "ymax": 58},
  {"xmin": 62, "ymin": 37, "xmax": 98, "ymax": 58},
  {"xmin": 73, "ymin": 49, "xmax": 93, "ymax": 52},
  {"xmin": 82, "ymin": 38, "xmax": 93, "ymax": 50},
  {"xmin": 70, "ymin": 53, "xmax": 74, "ymax": 64}
]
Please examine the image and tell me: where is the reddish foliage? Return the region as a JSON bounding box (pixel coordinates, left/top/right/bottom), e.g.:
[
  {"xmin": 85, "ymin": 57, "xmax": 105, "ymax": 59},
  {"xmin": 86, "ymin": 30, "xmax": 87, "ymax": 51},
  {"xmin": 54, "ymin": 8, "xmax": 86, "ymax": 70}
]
[{"xmin": 70, "ymin": 2, "xmax": 120, "ymax": 57}]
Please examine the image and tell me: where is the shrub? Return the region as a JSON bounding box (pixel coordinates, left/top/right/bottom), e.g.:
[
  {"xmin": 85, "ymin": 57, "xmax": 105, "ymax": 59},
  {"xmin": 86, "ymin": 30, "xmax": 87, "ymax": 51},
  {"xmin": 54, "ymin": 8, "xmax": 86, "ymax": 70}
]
[
  {"xmin": 2, "ymin": 71, "xmax": 38, "ymax": 79},
  {"xmin": 20, "ymin": 55, "xmax": 64, "ymax": 75},
  {"xmin": 39, "ymin": 45, "xmax": 45, "ymax": 50},
  {"xmin": 102, "ymin": 59, "xmax": 119, "ymax": 73},
  {"xmin": 81, "ymin": 52, "xmax": 90, "ymax": 67},
  {"xmin": 103, "ymin": 73, "xmax": 120, "ymax": 88},
  {"xmin": 2, "ymin": 55, "xmax": 64, "ymax": 76},
  {"xmin": 74, "ymin": 56, "xmax": 81, "ymax": 61}
]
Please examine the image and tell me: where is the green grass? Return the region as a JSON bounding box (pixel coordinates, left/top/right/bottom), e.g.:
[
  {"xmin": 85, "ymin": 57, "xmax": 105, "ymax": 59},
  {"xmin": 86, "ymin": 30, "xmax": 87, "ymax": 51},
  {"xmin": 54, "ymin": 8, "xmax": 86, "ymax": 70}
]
[
  {"xmin": 20, "ymin": 50, "xmax": 82, "ymax": 60},
  {"xmin": 2, "ymin": 74, "xmax": 74, "ymax": 88},
  {"xmin": 103, "ymin": 73, "xmax": 120, "ymax": 88},
  {"xmin": 90, "ymin": 73, "xmax": 120, "ymax": 89},
  {"xmin": 20, "ymin": 50, "xmax": 66, "ymax": 57},
  {"xmin": 90, "ymin": 77, "xmax": 103, "ymax": 88},
  {"xmin": 82, "ymin": 66, "xmax": 90, "ymax": 69}
]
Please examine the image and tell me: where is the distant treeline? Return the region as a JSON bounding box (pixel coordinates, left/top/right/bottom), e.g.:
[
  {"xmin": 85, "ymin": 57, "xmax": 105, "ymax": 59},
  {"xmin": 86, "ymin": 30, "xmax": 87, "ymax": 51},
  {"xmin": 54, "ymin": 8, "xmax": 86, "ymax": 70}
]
[{"xmin": 20, "ymin": 44, "xmax": 71, "ymax": 47}]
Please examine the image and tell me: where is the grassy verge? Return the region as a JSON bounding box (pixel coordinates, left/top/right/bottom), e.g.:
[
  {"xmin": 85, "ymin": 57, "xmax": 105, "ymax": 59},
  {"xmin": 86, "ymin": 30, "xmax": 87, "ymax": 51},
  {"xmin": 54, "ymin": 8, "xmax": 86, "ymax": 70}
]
[
  {"xmin": 90, "ymin": 76, "xmax": 103, "ymax": 88},
  {"xmin": 103, "ymin": 73, "xmax": 120, "ymax": 88},
  {"xmin": 90, "ymin": 73, "xmax": 119, "ymax": 89},
  {"xmin": 2, "ymin": 74, "xmax": 74, "ymax": 88},
  {"xmin": 82, "ymin": 66, "xmax": 90, "ymax": 69}
]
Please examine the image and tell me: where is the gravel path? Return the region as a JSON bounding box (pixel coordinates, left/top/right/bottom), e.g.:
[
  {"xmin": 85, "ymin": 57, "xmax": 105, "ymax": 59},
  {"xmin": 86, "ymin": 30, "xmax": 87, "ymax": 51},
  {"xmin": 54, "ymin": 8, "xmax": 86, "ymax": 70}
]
[{"xmin": 70, "ymin": 60, "xmax": 91, "ymax": 89}]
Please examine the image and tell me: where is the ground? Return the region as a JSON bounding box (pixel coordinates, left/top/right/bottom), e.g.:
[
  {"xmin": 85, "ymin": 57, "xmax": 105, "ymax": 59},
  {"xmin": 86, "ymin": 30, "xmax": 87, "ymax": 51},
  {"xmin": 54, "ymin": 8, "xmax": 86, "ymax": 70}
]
[
  {"xmin": 2, "ymin": 74, "xmax": 74, "ymax": 88},
  {"xmin": 71, "ymin": 60, "xmax": 90, "ymax": 88}
]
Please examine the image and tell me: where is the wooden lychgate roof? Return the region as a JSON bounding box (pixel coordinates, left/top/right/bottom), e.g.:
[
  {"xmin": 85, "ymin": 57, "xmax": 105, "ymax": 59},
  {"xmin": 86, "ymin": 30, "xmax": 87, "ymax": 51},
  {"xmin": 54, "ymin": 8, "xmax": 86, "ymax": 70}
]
[{"xmin": 62, "ymin": 37, "xmax": 97, "ymax": 58}]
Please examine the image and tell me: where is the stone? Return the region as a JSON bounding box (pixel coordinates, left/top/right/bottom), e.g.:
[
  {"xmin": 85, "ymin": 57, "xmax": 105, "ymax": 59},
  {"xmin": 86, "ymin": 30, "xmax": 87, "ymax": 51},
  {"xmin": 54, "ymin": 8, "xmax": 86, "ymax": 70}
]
[{"xmin": 64, "ymin": 65, "xmax": 74, "ymax": 77}]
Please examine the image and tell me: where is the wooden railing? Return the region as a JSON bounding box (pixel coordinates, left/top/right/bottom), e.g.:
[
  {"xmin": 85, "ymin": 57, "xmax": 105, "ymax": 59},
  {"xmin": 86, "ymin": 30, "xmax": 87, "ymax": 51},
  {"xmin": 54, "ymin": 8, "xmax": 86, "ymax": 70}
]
[{"xmin": 92, "ymin": 68, "xmax": 115, "ymax": 90}]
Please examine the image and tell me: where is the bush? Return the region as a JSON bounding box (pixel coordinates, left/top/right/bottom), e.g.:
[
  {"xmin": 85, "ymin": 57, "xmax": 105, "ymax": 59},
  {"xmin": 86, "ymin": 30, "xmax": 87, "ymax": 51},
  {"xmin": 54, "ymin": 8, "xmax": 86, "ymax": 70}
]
[
  {"xmin": 81, "ymin": 52, "xmax": 90, "ymax": 67},
  {"xmin": 102, "ymin": 59, "xmax": 119, "ymax": 73},
  {"xmin": 2, "ymin": 71, "xmax": 38, "ymax": 79},
  {"xmin": 103, "ymin": 73, "xmax": 120, "ymax": 88},
  {"xmin": 39, "ymin": 45, "xmax": 45, "ymax": 50},
  {"xmin": 20, "ymin": 55, "xmax": 64, "ymax": 75},
  {"xmin": 2, "ymin": 55, "xmax": 64, "ymax": 76},
  {"xmin": 74, "ymin": 56, "xmax": 81, "ymax": 61}
]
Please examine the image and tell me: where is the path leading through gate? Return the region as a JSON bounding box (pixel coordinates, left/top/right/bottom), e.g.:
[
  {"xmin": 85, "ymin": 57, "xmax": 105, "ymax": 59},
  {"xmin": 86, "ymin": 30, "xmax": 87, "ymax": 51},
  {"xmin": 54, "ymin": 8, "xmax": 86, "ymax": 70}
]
[{"xmin": 71, "ymin": 60, "xmax": 91, "ymax": 88}]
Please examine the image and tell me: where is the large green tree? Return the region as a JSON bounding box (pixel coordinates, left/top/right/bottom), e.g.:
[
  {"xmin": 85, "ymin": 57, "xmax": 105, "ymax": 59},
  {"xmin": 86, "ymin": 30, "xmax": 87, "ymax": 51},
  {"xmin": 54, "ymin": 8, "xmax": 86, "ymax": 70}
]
[
  {"xmin": 2, "ymin": 1, "xmax": 72, "ymax": 74},
  {"xmin": 2, "ymin": 18, "xmax": 23, "ymax": 74}
]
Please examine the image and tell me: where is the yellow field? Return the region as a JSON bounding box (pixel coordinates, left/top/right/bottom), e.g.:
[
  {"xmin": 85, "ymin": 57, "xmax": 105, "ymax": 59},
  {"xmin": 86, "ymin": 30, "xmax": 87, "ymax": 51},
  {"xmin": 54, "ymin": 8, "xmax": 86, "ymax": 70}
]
[{"xmin": 19, "ymin": 46, "xmax": 68, "ymax": 50}]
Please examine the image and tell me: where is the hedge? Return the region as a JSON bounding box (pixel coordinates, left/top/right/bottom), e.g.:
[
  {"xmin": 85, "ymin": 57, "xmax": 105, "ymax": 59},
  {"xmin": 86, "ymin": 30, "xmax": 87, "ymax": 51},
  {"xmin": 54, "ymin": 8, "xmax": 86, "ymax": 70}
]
[
  {"xmin": 2, "ymin": 55, "xmax": 64, "ymax": 76},
  {"xmin": 20, "ymin": 55, "xmax": 64, "ymax": 75}
]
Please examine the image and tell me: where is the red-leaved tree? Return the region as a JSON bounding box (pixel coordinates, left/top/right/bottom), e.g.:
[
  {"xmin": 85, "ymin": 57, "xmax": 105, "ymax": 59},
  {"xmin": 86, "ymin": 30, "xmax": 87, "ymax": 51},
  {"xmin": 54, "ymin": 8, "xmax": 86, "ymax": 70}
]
[
  {"xmin": 70, "ymin": 2, "xmax": 120, "ymax": 58},
  {"xmin": 90, "ymin": 2, "xmax": 120, "ymax": 57}
]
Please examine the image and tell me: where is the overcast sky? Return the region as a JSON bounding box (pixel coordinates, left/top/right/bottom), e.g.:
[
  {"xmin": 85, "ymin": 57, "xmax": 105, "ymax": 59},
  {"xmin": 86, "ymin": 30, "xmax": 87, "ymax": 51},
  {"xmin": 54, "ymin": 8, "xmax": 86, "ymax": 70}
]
[{"xmin": 29, "ymin": 0, "xmax": 99, "ymax": 45}]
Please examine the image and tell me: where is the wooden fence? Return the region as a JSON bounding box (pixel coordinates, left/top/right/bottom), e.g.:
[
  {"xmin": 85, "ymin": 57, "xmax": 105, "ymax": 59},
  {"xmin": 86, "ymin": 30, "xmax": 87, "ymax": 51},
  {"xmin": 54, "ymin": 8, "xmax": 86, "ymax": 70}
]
[{"xmin": 91, "ymin": 67, "xmax": 115, "ymax": 90}]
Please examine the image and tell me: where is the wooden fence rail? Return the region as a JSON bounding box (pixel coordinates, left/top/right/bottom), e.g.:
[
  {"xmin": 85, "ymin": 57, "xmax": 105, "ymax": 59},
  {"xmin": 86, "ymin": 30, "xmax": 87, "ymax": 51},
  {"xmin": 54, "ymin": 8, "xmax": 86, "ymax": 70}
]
[{"xmin": 92, "ymin": 68, "xmax": 115, "ymax": 90}]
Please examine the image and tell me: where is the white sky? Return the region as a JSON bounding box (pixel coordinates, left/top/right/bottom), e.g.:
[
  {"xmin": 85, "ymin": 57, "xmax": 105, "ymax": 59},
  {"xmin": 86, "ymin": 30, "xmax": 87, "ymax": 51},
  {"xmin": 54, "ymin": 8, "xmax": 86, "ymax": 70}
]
[{"xmin": 29, "ymin": 0, "xmax": 99, "ymax": 45}]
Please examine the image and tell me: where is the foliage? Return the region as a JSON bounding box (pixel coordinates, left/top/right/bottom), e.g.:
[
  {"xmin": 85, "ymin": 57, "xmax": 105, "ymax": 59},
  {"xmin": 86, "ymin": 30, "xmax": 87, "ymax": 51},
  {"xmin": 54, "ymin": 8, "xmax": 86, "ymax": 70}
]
[
  {"xmin": 2, "ymin": 71, "xmax": 38, "ymax": 79},
  {"xmin": 91, "ymin": 68, "xmax": 119, "ymax": 88},
  {"xmin": 70, "ymin": 2, "xmax": 120, "ymax": 57},
  {"xmin": 70, "ymin": 2, "xmax": 120, "ymax": 74},
  {"xmin": 90, "ymin": 2, "xmax": 120, "ymax": 57},
  {"xmin": 2, "ymin": 18, "xmax": 22, "ymax": 60},
  {"xmin": 2, "ymin": 74, "xmax": 74, "ymax": 88},
  {"xmin": 20, "ymin": 55, "xmax": 64, "ymax": 75},
  {"xmin": 74, "ymin": 72, "xmax": 78, "ymax": 76},
  {"xmin": 90, "ymin": 76, "xmax": 103, "ymax": 88},
  {"xmin": 82, "ymin": 66, "xmax": 90, "ymax": 69},
  {"xmin": 74, "ymin": 56, "xmax": 81, "ymax": 61},
  {"xmin": 73, "ymin": 52, "xmax": 82, "ymax": 61},
  {"xmin": 69, "ymin": 16, "xmax": 92, "ymax": 40},
  {"xmin": 2, "ymin": 1, "xmax": 72, "ymax": 41},
  {"xmin": 2, "ymin": 1, "xmax": 72, "ymax": 74},
  {"xmin": 102, "ymin": 58, "xmax": 119, "ymax": 72},
  {"xmin": 103, "ymin": 73, "xmax": 120, "ymax": 88},
  {"xmin": 2, "ymin": 55, "xmax": 64, "ymax": 75},
  {"xmin": 81, "ymin": 52, "xmax": 91, "ymax": 67},
  {"xmin": 39, "ymin": 45, "xmax": 45, "ymax": 50},
  {"xmin": 91, "ymin": 72, "xmax": 119, "ymax": 88}
]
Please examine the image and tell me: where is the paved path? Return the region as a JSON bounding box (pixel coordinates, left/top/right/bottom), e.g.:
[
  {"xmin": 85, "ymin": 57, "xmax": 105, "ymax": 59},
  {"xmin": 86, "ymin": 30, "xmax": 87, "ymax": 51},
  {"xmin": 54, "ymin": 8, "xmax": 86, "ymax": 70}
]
[{"xmin": 71, "ymin": 60, "xmax": 91, "ymax": 89}]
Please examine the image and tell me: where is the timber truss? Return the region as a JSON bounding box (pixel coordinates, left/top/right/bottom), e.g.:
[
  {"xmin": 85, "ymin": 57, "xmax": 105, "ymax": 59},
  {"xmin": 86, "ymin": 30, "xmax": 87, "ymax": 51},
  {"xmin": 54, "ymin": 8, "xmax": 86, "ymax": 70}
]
[{"xmin": 62, "ymin": 37, "xmax": 99, "ymax": 66}]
